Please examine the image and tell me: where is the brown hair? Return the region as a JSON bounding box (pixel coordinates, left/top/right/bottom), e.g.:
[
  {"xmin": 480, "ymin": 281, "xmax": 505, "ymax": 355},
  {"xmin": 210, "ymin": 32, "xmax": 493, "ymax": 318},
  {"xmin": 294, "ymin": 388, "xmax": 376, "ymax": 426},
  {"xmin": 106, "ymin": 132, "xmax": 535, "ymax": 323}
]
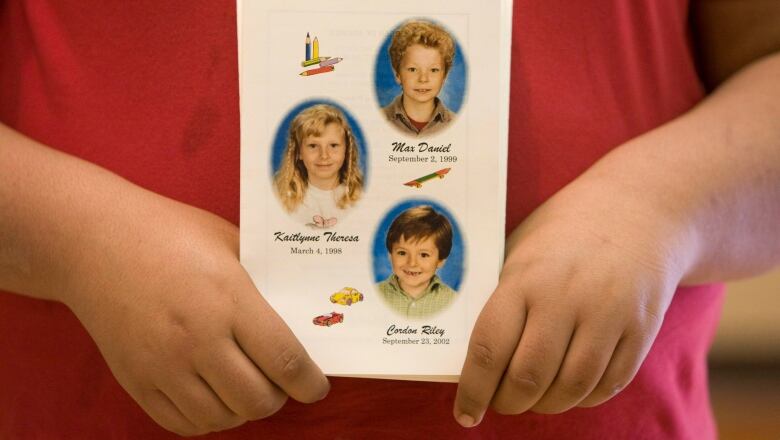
[
  {"xmin": 385, "ymin": 206, "xmax": 453, "ymax": 259},
  {"xmin": 388, "ymin": 20, "xmax": 456, "ymax": 76},
  {"xmin": 274, "ymin": 104, "xmax": 363, "ymax": 212}
]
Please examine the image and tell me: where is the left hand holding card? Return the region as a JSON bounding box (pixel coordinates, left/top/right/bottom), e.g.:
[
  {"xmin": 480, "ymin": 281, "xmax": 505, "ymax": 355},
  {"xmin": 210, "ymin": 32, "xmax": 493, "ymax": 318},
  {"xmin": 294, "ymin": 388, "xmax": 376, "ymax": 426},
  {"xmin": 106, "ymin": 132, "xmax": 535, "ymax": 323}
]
[{"xmin": 453, "ymin": 173, "xmax": 686, "ymax": 427}]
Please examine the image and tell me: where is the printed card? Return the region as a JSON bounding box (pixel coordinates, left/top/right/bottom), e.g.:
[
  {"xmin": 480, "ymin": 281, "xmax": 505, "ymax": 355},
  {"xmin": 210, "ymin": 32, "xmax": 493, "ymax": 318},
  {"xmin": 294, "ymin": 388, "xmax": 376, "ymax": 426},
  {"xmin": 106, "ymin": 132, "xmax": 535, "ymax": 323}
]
[{"xmin": 239, "ymin": 0, "xmax": 512, "ymax": 379}]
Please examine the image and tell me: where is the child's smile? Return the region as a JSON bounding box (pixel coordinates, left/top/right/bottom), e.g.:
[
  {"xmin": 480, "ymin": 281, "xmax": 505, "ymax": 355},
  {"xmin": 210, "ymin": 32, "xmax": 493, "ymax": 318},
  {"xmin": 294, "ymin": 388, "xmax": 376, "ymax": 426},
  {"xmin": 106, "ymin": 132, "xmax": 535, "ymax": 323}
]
[{"xmin": 412, "ymin": 87, "xmax": 434, "ymax": 96}]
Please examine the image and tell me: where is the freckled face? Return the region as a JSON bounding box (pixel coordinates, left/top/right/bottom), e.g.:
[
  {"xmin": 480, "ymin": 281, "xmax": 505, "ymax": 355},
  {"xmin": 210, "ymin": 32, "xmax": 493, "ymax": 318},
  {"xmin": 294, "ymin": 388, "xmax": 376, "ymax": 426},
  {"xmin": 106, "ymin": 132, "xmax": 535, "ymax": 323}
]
[
  {"xmin": 390, "ymin": 235, "xmax": 445, "ymax": 296},
  {"xmin": 298, "ymin": 123, "xmax": 347, "ymax": 190},
  {"xmin": 396, "ymin": 44, "xmax": 446, "ymax": 107}
]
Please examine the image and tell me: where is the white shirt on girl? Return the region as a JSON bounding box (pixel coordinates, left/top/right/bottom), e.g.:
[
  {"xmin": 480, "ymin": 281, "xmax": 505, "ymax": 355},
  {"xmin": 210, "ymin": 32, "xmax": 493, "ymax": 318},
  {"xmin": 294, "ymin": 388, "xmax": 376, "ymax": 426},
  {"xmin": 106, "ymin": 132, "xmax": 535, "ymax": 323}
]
[{"xmin": 291, "ymin": 184, "xmax": 348, "ymax": 229}]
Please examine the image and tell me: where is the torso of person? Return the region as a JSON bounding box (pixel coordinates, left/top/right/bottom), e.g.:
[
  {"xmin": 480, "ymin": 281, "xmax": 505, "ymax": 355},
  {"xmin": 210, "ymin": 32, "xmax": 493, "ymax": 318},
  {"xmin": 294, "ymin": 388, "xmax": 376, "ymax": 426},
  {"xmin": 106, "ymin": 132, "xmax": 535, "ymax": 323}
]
[{"xmin": 0, "ymin": 1, "xmax": 722, "ymax": 438}]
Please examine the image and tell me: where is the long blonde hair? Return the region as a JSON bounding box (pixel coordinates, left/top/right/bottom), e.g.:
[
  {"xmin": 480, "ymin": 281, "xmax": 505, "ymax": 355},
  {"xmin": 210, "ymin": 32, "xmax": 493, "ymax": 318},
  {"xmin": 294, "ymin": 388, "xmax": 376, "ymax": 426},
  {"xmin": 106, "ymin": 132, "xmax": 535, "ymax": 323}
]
[{"xmin": 274, "ymin": 104, "xmax": 363, "ymax": 212}]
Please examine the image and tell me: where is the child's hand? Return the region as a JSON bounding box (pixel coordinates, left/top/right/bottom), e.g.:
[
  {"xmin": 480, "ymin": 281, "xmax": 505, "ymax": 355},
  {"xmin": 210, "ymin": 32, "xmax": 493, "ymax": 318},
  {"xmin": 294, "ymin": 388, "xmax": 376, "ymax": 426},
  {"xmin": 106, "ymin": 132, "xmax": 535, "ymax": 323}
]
[
  {"xmin": 453, "ymin": 175, "xmax": 691, "ymax": 427},
  {"xmin": 60, "ymin": 191, "xmax": 329, "ymax": 436}
]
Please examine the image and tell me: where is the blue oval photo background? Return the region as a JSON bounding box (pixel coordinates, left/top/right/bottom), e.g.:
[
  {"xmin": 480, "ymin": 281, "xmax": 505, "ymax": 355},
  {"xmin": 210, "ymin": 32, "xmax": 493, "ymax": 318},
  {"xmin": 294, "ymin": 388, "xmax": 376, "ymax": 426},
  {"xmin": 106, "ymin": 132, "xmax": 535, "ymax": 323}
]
[
  {"xmin": 374, "ymin": 19, "xmax": 467, "ymax": 113},
  {"xmin": 270, "ymin": 100, "xmax": 368, "ymax": 185},
  {"xmin": 372, "ymin": 199, "xmax": 464, "ymax": 291}
]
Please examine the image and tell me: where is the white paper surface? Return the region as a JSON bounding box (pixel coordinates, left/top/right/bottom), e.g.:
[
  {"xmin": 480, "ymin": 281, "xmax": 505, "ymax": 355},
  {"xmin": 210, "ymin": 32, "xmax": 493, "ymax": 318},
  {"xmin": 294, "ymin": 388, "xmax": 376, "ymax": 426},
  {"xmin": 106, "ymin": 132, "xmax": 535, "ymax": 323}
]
[{"xmin": 239, "ymin": 0, "xmax": 512, "ymax": 378}]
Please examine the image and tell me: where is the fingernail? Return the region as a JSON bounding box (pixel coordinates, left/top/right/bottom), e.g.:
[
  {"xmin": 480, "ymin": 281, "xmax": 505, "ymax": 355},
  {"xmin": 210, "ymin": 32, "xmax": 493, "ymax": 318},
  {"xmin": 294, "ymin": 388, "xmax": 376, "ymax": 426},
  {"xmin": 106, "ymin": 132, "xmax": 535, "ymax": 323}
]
[
  {"xmin": 456, "ymin": 413, "xmax": 475, "ymax": 428},
  {"xmin": 318, "ymin": 379, "xmax": 331, "ymax": 401},
  {"xmin": 317, "ymin": 389, "xmax": 329, "ymax": 401}
]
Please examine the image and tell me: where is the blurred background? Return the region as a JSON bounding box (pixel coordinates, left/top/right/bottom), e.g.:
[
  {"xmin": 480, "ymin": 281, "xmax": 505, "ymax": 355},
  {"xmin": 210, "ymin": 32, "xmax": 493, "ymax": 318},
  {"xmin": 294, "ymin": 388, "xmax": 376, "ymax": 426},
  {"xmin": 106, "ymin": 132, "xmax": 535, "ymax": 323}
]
[{"xmin": 710, "ymin": 269, "xmax": 780, "ymax": 439}]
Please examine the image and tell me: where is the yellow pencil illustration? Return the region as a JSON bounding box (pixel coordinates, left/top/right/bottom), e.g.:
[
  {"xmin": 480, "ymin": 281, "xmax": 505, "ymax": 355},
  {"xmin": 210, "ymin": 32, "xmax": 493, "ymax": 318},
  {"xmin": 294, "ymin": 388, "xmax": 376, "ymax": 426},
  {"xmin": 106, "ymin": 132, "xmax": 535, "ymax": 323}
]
[
  {"xmin": 301, "ymin": 56, "xmax": 331, "ymax": 67},
  {"xmin": 313, "ymin": 36, "xmax": 319, "ymax": 59}
]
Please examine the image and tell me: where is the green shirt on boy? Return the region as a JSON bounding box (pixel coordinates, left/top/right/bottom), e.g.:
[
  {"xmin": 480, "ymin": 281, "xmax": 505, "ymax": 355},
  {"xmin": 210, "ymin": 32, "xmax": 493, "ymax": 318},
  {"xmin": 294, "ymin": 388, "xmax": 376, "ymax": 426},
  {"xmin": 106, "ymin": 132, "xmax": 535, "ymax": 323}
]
[{"xmin": 377, "ymin": 274, "xmax": 456, "ymax": 318}]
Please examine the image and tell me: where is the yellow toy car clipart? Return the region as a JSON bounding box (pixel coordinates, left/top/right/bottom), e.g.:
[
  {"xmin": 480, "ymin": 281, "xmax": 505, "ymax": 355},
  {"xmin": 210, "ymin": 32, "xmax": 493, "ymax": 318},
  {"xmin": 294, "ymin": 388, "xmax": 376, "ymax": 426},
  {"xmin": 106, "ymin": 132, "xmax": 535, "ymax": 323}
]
[{"xmin": 329, "ymin": 287, "xmax": 364, "ymax": 306}]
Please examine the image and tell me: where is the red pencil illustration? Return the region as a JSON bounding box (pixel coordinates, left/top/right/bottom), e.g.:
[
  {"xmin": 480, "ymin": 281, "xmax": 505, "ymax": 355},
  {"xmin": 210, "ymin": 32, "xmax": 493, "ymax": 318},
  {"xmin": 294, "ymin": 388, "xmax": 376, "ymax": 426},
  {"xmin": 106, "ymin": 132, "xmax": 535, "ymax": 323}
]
[{"xmin": 300, "ymin": 65, "xmax": 335, "ymax": 76}]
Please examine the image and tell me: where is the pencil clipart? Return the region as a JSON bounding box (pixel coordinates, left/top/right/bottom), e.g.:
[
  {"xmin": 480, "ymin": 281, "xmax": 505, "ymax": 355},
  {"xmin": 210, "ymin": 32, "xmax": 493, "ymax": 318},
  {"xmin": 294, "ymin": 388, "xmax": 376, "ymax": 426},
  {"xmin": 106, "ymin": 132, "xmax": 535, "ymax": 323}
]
[
  {"xmin": 299, "ymin": 33, "xmax": 341, "ymax": 77},
  {"xmin": 319, "ymin": 57, "xmax": 343, "ymax": 67},
  {"xmin": 299, "ymin": 65, "xmax": 335, "ymax": 76},
  {"xmin": 301, "ymin": 56, "xmax": 331, "ymax": 67}
]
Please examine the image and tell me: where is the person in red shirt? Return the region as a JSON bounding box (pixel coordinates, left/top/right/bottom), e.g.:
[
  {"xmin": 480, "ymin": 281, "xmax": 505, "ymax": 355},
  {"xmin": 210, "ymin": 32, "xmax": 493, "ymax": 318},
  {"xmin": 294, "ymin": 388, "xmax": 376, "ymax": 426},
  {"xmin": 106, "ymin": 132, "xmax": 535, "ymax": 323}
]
[{"xmin": 1, "ymin": 1, "xmax": 779, "ymax": 438}]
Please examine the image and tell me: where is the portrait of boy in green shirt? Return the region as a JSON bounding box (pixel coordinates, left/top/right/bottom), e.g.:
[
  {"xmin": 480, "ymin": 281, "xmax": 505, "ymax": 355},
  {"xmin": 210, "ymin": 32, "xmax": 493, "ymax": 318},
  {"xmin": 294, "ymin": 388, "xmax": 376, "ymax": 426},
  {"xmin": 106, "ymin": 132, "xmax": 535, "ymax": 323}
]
[{"xmin": 377, "ymin": 205, "xmax": 456, "ymax": 318}]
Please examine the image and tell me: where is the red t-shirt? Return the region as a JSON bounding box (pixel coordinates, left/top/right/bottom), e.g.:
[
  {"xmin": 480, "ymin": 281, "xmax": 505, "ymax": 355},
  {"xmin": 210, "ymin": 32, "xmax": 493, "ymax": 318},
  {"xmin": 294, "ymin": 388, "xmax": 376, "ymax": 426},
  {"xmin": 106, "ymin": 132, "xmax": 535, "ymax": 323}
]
[{"xmin": 0, "ymin": 1, "xmax": 723, "ymax": 438}]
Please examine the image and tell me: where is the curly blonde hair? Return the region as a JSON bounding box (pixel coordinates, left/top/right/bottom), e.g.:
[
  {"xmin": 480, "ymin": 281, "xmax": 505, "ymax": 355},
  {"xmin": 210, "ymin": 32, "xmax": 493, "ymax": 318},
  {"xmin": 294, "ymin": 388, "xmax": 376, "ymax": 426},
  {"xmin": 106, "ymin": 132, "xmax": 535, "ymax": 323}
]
[
  {"xmin": 274, "ymin": 104, "xmax": 363, "ymax": 212},
  {"xmin": 388, "ymin": 20, "xmax": 455, "ymax": 76}
]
